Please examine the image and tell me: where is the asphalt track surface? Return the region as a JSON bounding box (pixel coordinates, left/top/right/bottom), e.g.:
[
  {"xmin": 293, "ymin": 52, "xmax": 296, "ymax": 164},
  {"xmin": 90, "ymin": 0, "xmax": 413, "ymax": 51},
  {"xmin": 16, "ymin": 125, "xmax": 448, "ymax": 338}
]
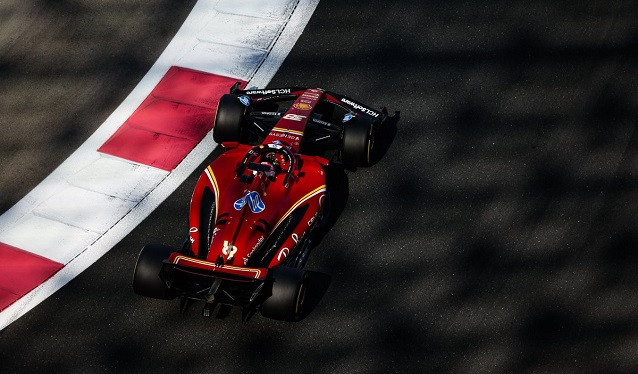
[
  {"xmin": 0, "ymin": 0, "xmax": 198, "ymax": 215},
  {"xmin": 1, "ymin": 1, "xmax": 638, "ymax": 373}
]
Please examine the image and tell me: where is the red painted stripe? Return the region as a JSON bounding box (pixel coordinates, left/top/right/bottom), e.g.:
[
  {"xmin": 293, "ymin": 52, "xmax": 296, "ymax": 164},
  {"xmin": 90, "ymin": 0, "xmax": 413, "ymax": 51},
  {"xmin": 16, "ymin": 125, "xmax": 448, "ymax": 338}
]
[
  {"xmin": 0, "ymin": 242, "xmax": 63, "ymax": 311},
  {"xmin": 98, "ymin": 66, "xmax": 246, "ymax": 170}
]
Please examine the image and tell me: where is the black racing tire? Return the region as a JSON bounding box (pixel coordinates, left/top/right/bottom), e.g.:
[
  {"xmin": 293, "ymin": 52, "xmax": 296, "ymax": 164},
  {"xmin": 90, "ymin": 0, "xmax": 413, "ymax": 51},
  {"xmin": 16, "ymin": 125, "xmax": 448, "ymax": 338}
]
[
  {"xmin": 133, "ymin": 244, "xmax": 177, "ymax": 300},
  {"xmin": 342, "ymin": 117, "xmax": 373, "ymax": 167},
  {"xmin": 213, "ymin": 94, "xmax": 247, "ymax": 143},
  {"xmin": 260, "ymin": 266, "xmax": 308, "ymax": 321}
]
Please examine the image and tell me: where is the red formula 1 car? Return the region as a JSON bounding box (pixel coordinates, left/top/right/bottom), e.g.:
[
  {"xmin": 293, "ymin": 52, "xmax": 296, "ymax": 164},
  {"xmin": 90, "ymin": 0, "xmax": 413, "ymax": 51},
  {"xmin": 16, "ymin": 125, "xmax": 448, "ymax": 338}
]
[{"xmin": 133, "ymin": 85, "xmax": 398, "ymax": 322}]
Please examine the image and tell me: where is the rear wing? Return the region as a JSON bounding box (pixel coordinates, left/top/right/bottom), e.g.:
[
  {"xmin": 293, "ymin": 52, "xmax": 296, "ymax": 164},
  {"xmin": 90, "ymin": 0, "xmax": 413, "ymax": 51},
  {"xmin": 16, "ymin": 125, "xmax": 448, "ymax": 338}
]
[{"xmin": 163, "ymin": 252, "xmax": 269, "ymax": 282}]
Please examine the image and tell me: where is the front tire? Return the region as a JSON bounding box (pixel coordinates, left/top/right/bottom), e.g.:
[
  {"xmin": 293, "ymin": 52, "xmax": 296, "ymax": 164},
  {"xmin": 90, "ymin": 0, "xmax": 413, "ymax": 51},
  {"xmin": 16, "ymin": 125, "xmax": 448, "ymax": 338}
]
[
  {"xmin": 133, "ymin": 244, "xmax": 176, "ymax": 300},
  {"xmin": 213, "ymin": 94, "xmax": 247, "ymax": 143},
  {"xmin": 260, "ymin": 266, "xmax": 308, "ymax": 321}
]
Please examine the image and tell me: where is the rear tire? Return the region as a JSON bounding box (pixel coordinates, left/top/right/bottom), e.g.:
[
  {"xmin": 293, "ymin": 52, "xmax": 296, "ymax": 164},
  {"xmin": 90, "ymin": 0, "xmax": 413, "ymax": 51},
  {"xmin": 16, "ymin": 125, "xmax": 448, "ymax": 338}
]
[
  {"xmin": 213, "ymin": 94, "xmax": 247, "ymax": 143},
  {"xmin": 342, "ymin": 117, "xmax": 373, "ymax": 167},
  {"xmin": 133, "ymin": 244, "xmax": 176, "ymax": 300},
  {"xmin": 261, "ymin": 266, "xmax": 308, "ymax": 321}
]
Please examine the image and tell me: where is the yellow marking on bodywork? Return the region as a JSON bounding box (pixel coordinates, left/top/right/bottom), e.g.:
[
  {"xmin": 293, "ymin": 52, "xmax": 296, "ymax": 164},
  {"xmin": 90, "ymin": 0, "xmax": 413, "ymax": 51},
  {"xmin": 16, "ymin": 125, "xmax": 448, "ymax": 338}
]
[
  {"xmin": 273, "ymin": 185, "xmax": 327, "ymax": 231},
  {"xmin": 272, "ymin": 127, "xmax": 304, "ymax": 136},
  {"xmin": 204, "ymin": 166, "xmax": 220, "ymax": 223},
  {"xmin": 173, "ymin": 255, "xmax": 262, "ymax": 278}
]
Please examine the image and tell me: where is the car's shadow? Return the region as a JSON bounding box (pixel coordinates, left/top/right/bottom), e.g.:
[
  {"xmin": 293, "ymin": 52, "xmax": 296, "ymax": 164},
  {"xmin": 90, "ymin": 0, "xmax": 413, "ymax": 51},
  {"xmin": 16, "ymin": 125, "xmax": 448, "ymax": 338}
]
[
  {"xmin": 293, "ymin": 163, "xmax": 347, "ymax": 320},
  {"xmin": 371, "ymin": 110, "xmax": 400, "ymax": 166},
  {"xmin": 297, "ymin": 115, "xmax": 398, "ymax": 320},
  {"xmin": 298, "ymin": 270, "xmax": 332, "ymax": 320}
]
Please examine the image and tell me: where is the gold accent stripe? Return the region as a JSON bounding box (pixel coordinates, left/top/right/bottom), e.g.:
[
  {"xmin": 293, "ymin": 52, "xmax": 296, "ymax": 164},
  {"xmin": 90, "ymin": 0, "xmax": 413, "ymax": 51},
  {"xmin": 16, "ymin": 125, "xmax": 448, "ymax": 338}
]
[
  {"xmin": 273, "ymin": 185, "xmax": 327, "ymax": 231},
  {"xmin": 272, "ymin": 127, "xmax": 304, "ymax": 136},
  {"xmin": 173, "ymin": 255, "xmax": 262, "ymax": 278},
  {"xmin": 205, "ymin": 166, "xmax": 219, "ymax": 222},
  {"xmin": 206, "ymin": 166, "xmax": 219, "ymax": 201}
]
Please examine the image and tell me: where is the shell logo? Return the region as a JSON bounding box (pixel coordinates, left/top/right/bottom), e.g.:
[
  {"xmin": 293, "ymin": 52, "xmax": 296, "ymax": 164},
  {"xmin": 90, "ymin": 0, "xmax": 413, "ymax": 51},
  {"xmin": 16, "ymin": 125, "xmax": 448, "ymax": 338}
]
[{"xmin": 293, "ymin": 103, "xmax": 312, "ymax": 111}]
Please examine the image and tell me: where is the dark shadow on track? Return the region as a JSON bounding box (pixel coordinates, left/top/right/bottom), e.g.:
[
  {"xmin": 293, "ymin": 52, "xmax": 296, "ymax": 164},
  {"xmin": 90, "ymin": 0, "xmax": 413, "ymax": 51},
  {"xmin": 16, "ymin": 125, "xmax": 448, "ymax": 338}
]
[
  {"xmin": 0, "ymin": 0, "xmax": 199, "ymax": 214},
  {"xmin": 370, "ymin": 110, "xmax": 399, "ymax": 166},
  {"xmin": 2, "ymin": 1, "xmax": 638, "ymax": 373},
  {"xmin": 298, "ymin": 271, "xmax": 332, "ymax": 321},
  {"xmin": 311, "ymin": 163, "xmax": 349, "ymax": 243}
]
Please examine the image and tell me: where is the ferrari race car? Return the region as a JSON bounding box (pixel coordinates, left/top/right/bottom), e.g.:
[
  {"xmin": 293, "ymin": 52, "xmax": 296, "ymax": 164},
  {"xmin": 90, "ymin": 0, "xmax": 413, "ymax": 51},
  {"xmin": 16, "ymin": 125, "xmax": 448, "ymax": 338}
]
[{"xmin": 133, "ymin": 85, "xmax": 398, "ymax": 322}]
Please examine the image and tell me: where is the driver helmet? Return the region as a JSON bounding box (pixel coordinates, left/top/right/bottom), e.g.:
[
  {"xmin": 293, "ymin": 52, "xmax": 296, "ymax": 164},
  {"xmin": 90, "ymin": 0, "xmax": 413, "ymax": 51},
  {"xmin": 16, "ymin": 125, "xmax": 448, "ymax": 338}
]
[{"xmin": 255, "ymin": 152, "xmax": 281, "ymax": 180}]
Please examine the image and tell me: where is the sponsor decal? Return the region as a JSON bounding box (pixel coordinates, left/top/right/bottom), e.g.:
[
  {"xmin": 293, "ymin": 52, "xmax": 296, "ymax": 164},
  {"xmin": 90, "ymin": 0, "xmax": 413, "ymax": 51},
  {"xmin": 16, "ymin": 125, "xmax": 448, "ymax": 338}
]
[
  {"xmin": 245, "ymin": 88, "xmax": 291, "ymax": 95},
  {"xmin": 292, "ymin": 231, "xmax": 308, "ymax": 245},
  {"xmin": 293, "ymin": 102, "xmax": 313, "ymax": 111},
  {"xmin": 340, "ymin": 98, "xmax": 379, "ymax": 117},
  {"xmin": 277, "ymin": 247, "xmax": 290, "ymax": 261},
  {"xmin": 189, "ymin": 227, "xmax": 198, "ymax": 244},
  {"xmin": 234, "ymin": 191, "xmax": 266, "ymax": 213},
  {"xmin": 319, "ymin": 194, "xmax": 327, "ymax": 208},
  {"xmin": 342, "ymin": 113, "xmax": 354, "ymax": 123},
  {"xmin": 267, "ymin": 141, "xmax": 283, "ymax": 149},
  {"xmin": 243, "ymin": 236, "xmax": 265, "ymax": 265},
  {"xmin": 271, "ymin": 131, "xmax": 301, "ymax": 142},
  {"xmin": 239, "ymin": 95, "xmax": 250, "ymax": 106},
  {"xmin": 308, "ymin": 212, "xmax": 320, "ymax": 226},
  {"xmin": 222, "ymin": 240, "xmax": 238, "ymax": 260},
  {"xmin": 283, "ymin": 113, "xmax": 307, "ymax": 122},
  {"xmin": 308, "ymin": 194, "xmax": 327, "ymax": 226},
  {"xmin": 312, "ymin": 118, "xmax": 331, "ymax": 127},
  {"xmin": 303, "ymin": 89, "xmax": 322, "ymax": 97}
]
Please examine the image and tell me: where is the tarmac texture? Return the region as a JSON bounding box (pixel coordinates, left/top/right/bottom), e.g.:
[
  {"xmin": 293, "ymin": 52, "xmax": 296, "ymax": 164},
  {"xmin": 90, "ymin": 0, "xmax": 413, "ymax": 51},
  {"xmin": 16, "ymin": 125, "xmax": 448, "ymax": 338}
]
[{"xmin": 1, "ymin": 1, "xmax": 637, "ymax": 372}]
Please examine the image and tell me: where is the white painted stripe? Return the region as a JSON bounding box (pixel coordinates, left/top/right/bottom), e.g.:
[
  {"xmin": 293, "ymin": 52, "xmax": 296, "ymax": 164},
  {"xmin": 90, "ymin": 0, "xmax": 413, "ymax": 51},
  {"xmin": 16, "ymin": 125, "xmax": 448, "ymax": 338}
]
[
  {"xmin": 248, "ymin": 0, "xmax": 321, "ymax": 89},
  {"xmin": 68, "ymin": 157, "xmax": 168, "ymax": 203},
  {"xmin": 216, "ymin": 0, "xmax": 297, "ymax": 20},
  {"xmin": 1, "ymin": 215, "xmax": 101, "ymax": 264},
  {"xmin": 197, "ymin": 13, "xmax": 284, "ymax": 51},
  {"xmin": 0, "ymin": 0, "xmax": 320, "ymax": 331}
]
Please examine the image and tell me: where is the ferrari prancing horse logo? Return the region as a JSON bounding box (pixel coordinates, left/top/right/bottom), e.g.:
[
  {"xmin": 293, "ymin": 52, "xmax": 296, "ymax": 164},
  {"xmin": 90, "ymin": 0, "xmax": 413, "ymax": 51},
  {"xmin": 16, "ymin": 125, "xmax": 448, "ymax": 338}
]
[{"xmin": 222, "ymin": 240, "xmax": 238, "ymax": 260}]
